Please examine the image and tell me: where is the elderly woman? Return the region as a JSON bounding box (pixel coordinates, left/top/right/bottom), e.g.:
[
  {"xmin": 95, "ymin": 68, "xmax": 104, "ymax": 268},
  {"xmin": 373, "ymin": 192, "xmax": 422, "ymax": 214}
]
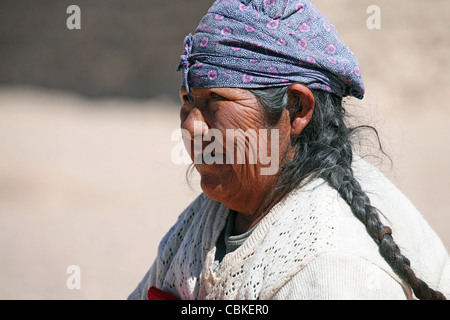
[{"xmin": 129, "ymin": 0, "xmax": 449, "ymax": 300}]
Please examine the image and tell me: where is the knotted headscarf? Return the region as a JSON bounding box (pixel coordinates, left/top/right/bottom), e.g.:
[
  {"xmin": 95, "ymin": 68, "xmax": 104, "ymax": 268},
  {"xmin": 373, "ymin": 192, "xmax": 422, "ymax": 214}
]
[{"xmin": 178, "ymin": 0, "xmax": 365, "ymax": 99}]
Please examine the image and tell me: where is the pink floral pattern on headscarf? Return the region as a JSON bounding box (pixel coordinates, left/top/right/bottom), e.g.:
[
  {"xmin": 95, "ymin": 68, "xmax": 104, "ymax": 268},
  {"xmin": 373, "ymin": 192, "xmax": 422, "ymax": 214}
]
[{"xmin": 178, "ymin": 0, "xmax": 365, "ymax": 99}]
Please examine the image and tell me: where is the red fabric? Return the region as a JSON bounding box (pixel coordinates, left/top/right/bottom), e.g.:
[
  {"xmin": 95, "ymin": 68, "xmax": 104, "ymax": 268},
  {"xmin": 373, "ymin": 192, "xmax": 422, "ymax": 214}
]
[{"xmin": 147, "ymin": 286, "xmax": 179, "ymax": 300}]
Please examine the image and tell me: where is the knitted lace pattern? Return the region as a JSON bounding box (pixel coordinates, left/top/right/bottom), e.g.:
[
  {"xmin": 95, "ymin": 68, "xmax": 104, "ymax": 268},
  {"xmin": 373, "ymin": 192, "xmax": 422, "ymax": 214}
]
[{"xmin": 154, "ymin": 178, "xmax": 338, "ymax": 300}]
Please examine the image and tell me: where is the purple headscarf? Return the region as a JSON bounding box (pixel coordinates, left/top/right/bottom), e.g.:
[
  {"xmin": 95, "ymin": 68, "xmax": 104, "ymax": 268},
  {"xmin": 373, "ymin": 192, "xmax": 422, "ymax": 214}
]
[{"xmin": 178, "ymin": 0, "xmax": 365, "ymax": 99}]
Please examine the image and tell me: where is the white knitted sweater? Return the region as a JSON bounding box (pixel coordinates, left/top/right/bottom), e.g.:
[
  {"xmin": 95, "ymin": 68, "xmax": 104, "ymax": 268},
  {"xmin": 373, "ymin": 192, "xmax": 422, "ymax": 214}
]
[{"xmin": 129, "ymin": 158, "xmax": 450, "ymax": 300}]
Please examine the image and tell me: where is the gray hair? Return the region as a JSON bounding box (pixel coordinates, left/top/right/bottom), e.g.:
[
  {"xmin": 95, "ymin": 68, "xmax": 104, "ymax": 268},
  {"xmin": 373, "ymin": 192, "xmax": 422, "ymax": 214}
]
[{"xmin": 249, "ymin": 85, "xmax": 446, "ymax": 300}]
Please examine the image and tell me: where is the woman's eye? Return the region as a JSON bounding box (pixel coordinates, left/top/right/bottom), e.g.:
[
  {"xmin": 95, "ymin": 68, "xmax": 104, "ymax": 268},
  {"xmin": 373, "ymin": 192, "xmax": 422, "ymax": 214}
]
[
  {"xmin": 181, "ymin": 93, "xmax": 193, "ymax": 104},
  {"xmin": 210, "ymin": 92, "xmax": 226, "ymax": 100}
]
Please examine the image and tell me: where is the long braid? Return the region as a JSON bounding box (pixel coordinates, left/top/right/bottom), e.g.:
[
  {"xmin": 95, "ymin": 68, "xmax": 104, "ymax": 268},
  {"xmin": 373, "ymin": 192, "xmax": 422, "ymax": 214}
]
[
  {"xmin": 314, "ymin": 93, "xmax": 446, "ymax": 300},
  {"xmin": 250, "ymin": 86, "xmax": 446, "ymax": 300}
]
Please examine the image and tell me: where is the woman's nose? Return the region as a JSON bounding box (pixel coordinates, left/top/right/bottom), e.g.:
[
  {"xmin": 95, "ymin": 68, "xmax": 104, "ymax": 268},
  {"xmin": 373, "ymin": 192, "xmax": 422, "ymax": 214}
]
[{"xmin": 181, "ymin": 108, "xmax": 209, "ymax": 140}]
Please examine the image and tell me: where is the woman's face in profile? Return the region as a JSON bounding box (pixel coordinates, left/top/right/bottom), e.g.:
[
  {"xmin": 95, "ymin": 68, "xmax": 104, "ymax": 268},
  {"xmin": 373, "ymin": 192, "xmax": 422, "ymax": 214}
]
[{"xmin": 179, "ymin": 86, "xmax": 292, "ymax": 216}]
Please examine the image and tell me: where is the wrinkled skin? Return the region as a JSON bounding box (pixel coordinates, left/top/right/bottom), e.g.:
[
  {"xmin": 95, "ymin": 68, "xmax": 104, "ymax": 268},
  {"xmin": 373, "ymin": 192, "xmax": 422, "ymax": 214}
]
[{"xmin": 179, "ymin": 83, "xmax": 314, "ymax": 234}]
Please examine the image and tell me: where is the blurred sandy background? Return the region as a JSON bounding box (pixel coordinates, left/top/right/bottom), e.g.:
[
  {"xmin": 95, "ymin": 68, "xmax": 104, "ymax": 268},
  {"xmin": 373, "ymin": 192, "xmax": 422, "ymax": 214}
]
[{"xmin": 0, "ymin": 0, "xmax": 449, "ymax": 299}]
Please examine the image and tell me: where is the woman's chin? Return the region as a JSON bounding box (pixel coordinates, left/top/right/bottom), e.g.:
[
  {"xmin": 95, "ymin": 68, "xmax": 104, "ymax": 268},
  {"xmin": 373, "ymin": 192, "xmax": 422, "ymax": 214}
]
[
  {"xmin": 199, "ymin": 173, "xmax": 228, "ymax": 201},
  {"xmin": 198, "ymin": 168, "xmax": 238, "ymax": 205}
]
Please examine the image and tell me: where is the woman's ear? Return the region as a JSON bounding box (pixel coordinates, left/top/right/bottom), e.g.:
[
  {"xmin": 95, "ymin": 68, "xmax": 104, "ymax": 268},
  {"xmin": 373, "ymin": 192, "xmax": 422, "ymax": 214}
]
[{"xmin": 288, "ymin": 83, "xmax": 315, "ymax": 138}]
